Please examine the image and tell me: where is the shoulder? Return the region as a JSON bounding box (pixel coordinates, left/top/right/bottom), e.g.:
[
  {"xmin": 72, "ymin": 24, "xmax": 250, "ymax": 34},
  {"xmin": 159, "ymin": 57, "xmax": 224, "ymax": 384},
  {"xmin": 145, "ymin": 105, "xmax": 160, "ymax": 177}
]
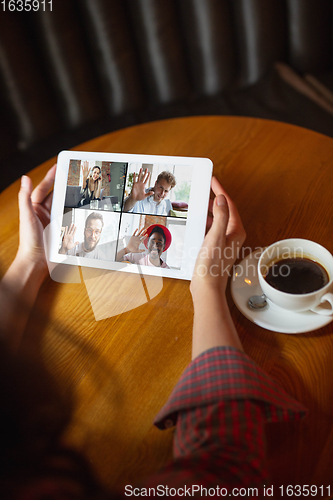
[{"xmin": 160, "ymin": 199, "xmax": 172, "ymax": 214}]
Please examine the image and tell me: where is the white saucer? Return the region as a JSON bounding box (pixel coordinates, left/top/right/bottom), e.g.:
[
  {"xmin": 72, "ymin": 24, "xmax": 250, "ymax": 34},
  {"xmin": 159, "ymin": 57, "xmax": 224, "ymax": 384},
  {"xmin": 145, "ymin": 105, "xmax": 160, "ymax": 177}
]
[{"xmin": 231, "ymin": 251, "xmax": 333, "ymax": 334}]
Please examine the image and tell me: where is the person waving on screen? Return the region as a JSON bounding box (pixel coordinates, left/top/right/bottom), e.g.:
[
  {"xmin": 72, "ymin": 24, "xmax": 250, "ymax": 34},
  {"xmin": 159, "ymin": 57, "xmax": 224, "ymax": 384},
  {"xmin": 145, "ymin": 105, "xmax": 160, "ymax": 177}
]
[
  {"xmin": 78, "ymin": 161, "xmax": 102, "ymax": 207},
  {"xmin": 124, "ymin": 168, "xmax": 176, "ymax": 216},
  {"xmin": 116, "ymin": 224, "xmax": 171, "ymax": 268}
]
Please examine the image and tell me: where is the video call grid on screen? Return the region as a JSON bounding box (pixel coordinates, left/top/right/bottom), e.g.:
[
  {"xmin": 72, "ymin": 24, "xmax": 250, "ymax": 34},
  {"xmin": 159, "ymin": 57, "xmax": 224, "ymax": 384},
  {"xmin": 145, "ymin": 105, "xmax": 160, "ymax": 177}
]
[{"xmin": 49, "ymin": 151, "xmax": 213, "ymax": 280}]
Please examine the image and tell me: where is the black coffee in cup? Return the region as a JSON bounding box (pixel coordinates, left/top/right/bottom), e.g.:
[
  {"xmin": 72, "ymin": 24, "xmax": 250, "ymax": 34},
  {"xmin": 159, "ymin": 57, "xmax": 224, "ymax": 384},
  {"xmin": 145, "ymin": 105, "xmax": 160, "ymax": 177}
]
[{"xmin": 264, "ymin": 257, "xmax": 329, "ymax": 294}]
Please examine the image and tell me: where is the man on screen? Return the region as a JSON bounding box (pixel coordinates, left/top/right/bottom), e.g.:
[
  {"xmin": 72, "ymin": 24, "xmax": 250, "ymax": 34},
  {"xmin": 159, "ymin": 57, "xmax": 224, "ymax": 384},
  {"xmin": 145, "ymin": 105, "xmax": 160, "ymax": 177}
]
[
  {"xmin": 116, "ymin": 224, "xmax": 171, "ymax": 268},
  {"xmin": 124, "ymin": 169, "xmax": 176, "ymax": 215},
  {"xmin": 59, "ymin": 212, "xmax": 106, "ymax": 260}
]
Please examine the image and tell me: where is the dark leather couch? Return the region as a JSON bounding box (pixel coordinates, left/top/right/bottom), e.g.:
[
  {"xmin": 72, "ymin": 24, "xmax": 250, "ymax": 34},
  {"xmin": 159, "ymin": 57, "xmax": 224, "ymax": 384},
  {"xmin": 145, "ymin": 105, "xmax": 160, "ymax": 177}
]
[{"xmin": 1, "ymin": 0, "xmax": 333, "ymax": 190}]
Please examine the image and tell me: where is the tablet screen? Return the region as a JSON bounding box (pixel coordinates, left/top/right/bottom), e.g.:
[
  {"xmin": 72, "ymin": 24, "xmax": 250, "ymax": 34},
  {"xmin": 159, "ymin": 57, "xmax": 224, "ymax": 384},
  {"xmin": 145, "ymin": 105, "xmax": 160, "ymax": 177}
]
[{"xmin": 48, "ymin": 151, "xmax": 213, "ymax": 281}]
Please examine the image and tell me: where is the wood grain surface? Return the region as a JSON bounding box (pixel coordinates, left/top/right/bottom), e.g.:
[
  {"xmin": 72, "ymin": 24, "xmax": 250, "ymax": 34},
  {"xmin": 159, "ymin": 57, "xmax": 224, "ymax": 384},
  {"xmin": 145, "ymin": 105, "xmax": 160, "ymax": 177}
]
[{"xmin": 1, "ymin": 117, "xmax": 333, "ymax": 495}]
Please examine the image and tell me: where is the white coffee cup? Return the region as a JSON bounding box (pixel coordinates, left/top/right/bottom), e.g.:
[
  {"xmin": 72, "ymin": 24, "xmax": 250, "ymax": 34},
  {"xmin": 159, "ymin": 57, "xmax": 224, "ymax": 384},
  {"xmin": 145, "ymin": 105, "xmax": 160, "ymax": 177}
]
[{"xmin": 258, "ymin": 239, "xmax": 333, "ymax": 315}]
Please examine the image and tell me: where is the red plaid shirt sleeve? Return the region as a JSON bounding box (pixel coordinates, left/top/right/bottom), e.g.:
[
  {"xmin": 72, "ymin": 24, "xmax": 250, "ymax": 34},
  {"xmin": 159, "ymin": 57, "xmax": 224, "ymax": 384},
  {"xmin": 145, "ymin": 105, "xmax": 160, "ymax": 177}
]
[{"xmin": 146, "ymin": 346, "xmax": 307, "ymax": 492}]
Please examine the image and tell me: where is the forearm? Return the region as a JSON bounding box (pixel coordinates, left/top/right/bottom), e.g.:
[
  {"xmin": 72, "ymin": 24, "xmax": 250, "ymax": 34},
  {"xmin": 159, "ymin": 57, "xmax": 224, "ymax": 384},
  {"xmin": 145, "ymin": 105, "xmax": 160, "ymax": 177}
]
[
  {"xmin": 82, "ymin": 174, "xmax": 88, "ymax": 189},
  {"xmin": 116, "ymin": 247, "xmax": 128, "ymax": 262},
  {"xmin": 191, "ymin": 288, "xmax": 243, "ymax": 360},
  {"xmin": 0, "ymin": 255, "xmax": 46, "ymax": 352},
  {"xmin": 123, "ymin": 196, "xmax": 135, "ymax": 212}
]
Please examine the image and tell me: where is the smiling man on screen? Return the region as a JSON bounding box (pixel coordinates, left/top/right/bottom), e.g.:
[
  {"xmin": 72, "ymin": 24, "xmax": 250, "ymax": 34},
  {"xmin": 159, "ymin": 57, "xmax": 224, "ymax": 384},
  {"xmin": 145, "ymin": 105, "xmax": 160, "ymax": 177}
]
[
  {"xmin": 124, "ymin": 168, "xmax": 176, "ymax": 216},
  {"xmin": 59, "ymin": 212, "xmax": 106, "ymax": 260}
]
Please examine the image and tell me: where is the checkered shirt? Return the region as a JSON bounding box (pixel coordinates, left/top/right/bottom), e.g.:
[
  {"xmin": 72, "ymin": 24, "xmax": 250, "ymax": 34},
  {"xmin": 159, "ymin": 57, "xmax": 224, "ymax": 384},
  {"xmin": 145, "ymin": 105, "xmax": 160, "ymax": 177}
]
[{"xmin": 146, "ymin": 346, "xmax": 307, "ymax": 492}]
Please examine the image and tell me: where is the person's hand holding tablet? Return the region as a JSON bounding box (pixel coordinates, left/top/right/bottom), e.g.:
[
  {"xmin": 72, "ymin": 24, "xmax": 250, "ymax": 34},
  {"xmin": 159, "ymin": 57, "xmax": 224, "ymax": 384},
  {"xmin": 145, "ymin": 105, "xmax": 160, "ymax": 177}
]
[{"xmin": 190, "ymin": 177, "xmax": 246, "ymax": 358}]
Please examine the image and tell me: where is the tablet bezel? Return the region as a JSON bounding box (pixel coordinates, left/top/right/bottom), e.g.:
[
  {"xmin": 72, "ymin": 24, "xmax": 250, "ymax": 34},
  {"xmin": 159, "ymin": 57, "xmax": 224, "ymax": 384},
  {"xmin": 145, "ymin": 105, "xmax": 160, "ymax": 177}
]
[{"xmin": 48, "ymin": 150, "xmax": 213, "ymax": 281}]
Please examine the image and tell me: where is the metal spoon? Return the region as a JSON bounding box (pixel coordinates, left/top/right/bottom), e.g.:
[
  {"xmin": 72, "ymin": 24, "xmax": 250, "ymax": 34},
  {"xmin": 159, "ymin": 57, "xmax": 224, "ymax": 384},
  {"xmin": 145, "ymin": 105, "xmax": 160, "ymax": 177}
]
[{"xmin": 248, "ymin": 294, "xmax": 268, "ymax": 310}]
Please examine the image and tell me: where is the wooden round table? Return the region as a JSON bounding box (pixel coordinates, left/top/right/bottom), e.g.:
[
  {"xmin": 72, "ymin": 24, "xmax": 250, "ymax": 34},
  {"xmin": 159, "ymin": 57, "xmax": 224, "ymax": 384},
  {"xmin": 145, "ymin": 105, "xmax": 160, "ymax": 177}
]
[{"xmin": 1, "ymin": 117, "xmax": 333, "ymax": 494}]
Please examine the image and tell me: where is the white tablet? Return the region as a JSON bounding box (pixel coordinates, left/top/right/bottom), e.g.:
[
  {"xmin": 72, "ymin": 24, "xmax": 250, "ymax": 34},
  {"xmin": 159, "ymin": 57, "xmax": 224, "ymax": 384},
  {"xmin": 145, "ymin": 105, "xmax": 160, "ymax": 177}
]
[{"xmin": 47, "ymin": 150, "xmax": 213, "ymax": 281}]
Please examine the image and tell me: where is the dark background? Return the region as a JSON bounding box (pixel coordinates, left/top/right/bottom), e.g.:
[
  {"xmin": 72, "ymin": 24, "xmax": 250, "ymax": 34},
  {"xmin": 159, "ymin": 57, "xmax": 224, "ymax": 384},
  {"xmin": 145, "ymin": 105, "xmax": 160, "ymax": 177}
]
[{"xmin": 1, "ymin": 0, "xmax": 333, "ymax": 191}]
